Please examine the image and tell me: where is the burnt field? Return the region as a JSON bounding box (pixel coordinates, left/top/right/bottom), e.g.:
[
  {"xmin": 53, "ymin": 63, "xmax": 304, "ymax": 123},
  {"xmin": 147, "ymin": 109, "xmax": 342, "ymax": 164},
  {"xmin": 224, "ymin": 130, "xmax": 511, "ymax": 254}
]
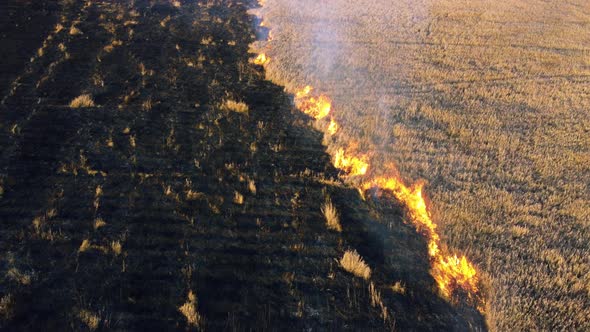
[{"xmin": 0, "ymin": 0, "xmax": 487, "ymax": 330}]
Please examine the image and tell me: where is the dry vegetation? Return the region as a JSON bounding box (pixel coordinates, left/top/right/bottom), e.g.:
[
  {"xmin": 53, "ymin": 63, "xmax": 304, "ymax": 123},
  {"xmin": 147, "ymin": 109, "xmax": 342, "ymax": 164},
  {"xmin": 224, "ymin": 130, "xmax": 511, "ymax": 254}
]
[
  {"xmin": 178, "ymin": 291, "xmax": 203, "ymax": 328},
  {"xmin": 69, "ymin": 94, "xmax": 95, "ymax": 108},
  {"xmin": 259, "ymin": 0, "xmax": 590, "ymax": 330},
  {"xmin": 221, "ymin": 99, "xmax": 249, "ymax": 114},
  {"xmin": 321, "ymin": 197, "xmax": 342, "ymax": 232},
  {"xmin": 340, "ymin": 249, "xmax": 371, "ymax": 280}
]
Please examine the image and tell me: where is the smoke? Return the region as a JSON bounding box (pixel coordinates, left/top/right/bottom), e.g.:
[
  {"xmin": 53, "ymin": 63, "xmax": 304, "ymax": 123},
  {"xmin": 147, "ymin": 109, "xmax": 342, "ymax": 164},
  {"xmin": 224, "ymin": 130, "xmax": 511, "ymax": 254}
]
[{"xmin": 256, "ymin": 0, "xmax": 433, "ymax": 181}]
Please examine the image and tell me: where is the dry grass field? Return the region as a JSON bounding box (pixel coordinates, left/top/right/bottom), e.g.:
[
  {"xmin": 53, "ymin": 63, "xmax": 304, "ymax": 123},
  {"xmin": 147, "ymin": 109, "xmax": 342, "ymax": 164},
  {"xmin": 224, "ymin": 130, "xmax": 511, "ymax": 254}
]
[{"xmin": 256, "ymin": 0, "xmax": 590, "ymax": 330}]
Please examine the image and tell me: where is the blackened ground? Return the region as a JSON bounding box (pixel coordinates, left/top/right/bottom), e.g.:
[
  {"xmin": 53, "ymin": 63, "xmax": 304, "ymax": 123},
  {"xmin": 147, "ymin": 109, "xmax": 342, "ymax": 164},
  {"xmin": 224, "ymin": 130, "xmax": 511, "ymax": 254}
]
[{"xmin": 0, "ymin": 0, "xmax": 485, "ymax": 331}]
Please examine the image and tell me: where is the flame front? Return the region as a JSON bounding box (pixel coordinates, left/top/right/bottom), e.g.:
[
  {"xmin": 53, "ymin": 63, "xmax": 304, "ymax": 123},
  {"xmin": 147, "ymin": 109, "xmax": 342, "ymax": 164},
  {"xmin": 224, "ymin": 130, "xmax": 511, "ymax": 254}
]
[
  {"xmin": 252, "ymin": 16, "xmax": 483, "ymax": 311},
  {"xmin": 334, "ymin": 148, "xmax": 369, "ymax": 176},
  {"xmin": 294, "ymin": 86, "xmax": 331, "ymax": 120},
  {"xmin": 328, "ymin": 118, "xmax": 339, "ymax": 135},
  {"xmin": 295, "ymin": 85, "xmax": 312, "ymax": 98},
  {"xmin": 362, "ymin": 177, "xmax": 481, "ymax": 305},
  {"xmin": 253, "ymin": 53, "xmax": 269, "ymax": 65}
]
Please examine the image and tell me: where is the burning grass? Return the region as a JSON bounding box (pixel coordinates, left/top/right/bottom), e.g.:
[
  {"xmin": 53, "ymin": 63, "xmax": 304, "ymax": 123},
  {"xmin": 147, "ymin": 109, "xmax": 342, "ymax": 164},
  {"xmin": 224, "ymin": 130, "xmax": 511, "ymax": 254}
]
[
  {"xmin": 252, "ymin": 53, "xmax": 269, "ymax": 65},
  {"xmin": 294, "ymin": 86, "xmax": 331, "ymax": 120}
]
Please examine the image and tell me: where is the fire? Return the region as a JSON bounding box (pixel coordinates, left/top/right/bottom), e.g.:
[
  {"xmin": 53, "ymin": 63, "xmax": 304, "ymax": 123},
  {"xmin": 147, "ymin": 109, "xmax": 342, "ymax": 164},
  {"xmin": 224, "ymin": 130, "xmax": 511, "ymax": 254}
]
[
  {"xmin": 433, "ymin": 254, "xmax": 478, "ymax": 299},
  {"xmin": 334, "ymin": 148, "xmax": 369, "ymax": 176},
  {"xmin": 253, "ymin": 53, "xmax": 269, "ymax": 65},
  {"xmin": 290, "ymin": 85, "xmax": 482, "ymax": 308},
  {"xmin": 294, "ymin": 86, "xmax": 331, "ymax": 120},
  {"xmin": 253, "ymin": 11, "xmax": 483, "ymax": 311},
  {"xmin": 328, "ymin": 118, "xmax": 339, "ymax": 135},
  {"xmin": 362, "ymin": 177, "xmax": 481, "ymax": 306},
  {"xmin": 295, "ymin": 85, "xmax": 312, "ymax": 98}
]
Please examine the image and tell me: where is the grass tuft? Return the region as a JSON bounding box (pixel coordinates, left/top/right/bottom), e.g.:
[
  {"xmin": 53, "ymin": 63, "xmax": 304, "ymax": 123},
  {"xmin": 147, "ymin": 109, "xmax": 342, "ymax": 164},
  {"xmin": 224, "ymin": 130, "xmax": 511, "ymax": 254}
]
[
  {"xmin": 222, "ymin": 99, "xmax": 249, "ymax": 114},
  {"xmin": 340, "ymin": 249, "xmax": 371, "ymax": 280},
  {"xmin": 179, "ymin": 291, "xmax": 202, "ymax": 328},
  {"xmin": 70, "ymin": 94, "xmax": 95, "ymax": 108},
  {"xmin": 321, "ymin": 198, "xmax": 342, "ymax": 232}
]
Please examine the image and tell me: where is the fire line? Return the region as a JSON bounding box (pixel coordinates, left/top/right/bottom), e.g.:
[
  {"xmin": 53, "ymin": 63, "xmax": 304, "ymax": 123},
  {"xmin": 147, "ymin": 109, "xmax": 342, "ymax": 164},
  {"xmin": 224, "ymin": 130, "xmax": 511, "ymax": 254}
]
[{"xmin": 252, "ymin": 10, "xmax": 483, "ymax": 312}]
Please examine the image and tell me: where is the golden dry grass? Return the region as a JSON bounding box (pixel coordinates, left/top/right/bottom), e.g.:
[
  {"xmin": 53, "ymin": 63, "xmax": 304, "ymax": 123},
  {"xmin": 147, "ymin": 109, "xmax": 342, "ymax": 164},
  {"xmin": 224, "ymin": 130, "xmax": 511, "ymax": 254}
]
[
  {"xmin": 110, "ymin": 241, "xmax": 122, "ymax": 255},
  {"xmin": 222, "ymin": 99, "xmax": 249, "ymax": 114},
  {"xmin": 178, "ymin": 291, "xmax": 202, "ymax": 328},
  {"xmin": 321, "ymin": 198, "xmax": 342, "ymax": 232},
  {"xmin": 233, "ymin": 191, "xmax": 244, "ymax": 205},
  {"xmin": 340, "ymin": 249, "xmax": 371, "ymax": 280},
  {"xmin": 69, "ymin": 94, "xmax": 95, "ymax": 108},
  {"xmin": 78, "ymin": 239, "xmax": 91, "ymax": 253},
  {"xmin": 69, "ymin": 26, "xmax": 82, "ymax": 36},
  {"xmin": 94, "ymin": 218, "xmax": 106, "ymax": 230},
  {"xmin": 78, "ymin": 309, "xmax": 100, "ymax": 331}
]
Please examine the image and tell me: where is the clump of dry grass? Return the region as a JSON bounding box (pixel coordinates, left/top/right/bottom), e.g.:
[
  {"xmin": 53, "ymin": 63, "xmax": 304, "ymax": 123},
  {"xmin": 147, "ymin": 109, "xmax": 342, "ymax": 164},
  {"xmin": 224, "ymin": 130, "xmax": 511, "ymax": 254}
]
[
  {"xmin": 0, "ymin": 295, "xmax": 13, "ymax": 319},
  {"xmin": 110, "ymin": 241, "xmax": 122, "ymax": 255},
  {"xmin": 78, "ymin": 309, "xmax": 100, "ymax": 331},
  {"xmin": 233, "ymin": 191, "xmax": 244, "ymax": 205},
  {"xmin": 221, "ymin": 99, "xmax": 249, "ymax": 114},
  {"xmin": 7, "ymin": 268, "xmax": 32, "ymax": 285},
  {"xmin": 391, "ymin": 281, "xmax": 406, "ymax": 295},
  {"xmin": 94, "ymin": 218, "xmax": 106, "ymax": 230},
  {"xmin": 54, "ymin": 23, "xmax": 64, "ymax": 33},
  {"xmin": 69, "ymin": 94, "xmax": 95, "ymax": 108},
  {"xmin": 321, "ymin": 197, "xmax": 342, "ymax": 232},
  {"xmin": 69, "ymin": 26, "xmax": 82, "ymax": 36},
  {"xmin": 79, "ymin": 239, "xmax": 91, "ymax": 253},
  {"xmin": 186, "ymin": 189, "xmax": 204, "ymax": 201},
  {"xmin": 340, "ymin": 249, "xmax": 371, "ymax": 280},
  {"xmin": 179, "ymin": 291, "xmax": 202, "ymax": 328},
  {"xmin": 248, "ymin": 179, "xmax": 257, "ymax": 194},
  {"xmin": 369, "ymin": 281, "xmax": 389, "ymax": 321}
]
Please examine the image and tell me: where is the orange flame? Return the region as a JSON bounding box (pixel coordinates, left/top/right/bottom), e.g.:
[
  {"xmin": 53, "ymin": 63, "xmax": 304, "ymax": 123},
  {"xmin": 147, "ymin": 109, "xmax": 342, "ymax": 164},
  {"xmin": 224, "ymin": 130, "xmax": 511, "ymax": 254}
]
[
  {"xmin": 328, "ymin": 118, "xmax": 339, "ymax": 135},
  {"xmin": 294, "ymin": 86, "xmax": 331, "ymax": 120},
  {"xmin": 253, "ymin": 53, "xmax": 269, "ymax": 65},
  {"xmin": 334, "ymin": 148, "xmax": 369, "ymax": 176},
  {"xmin": 362, "ymin": 177, "xmax": 481, "ymax": 305},
  {"xmin": 295, "ymin": 85, "xmax": 312, "ymax": 98}
]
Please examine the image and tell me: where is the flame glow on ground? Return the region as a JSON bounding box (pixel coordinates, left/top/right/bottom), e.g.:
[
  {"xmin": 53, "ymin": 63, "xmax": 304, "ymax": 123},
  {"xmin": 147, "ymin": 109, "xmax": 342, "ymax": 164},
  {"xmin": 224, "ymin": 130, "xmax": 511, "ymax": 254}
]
[
  {"xmin": 252, "ymin": 20, "xmax": 483, "ymax": 311},
  {"xmin": 327, "ymin": 118, "xmax": 338, "ymax": 135},
  {"xmin": 294, "ymin": 86, "xmax": 331, "ymax": 120},
  {"xmin": 253, "ymin": 53, "xmax": 269, "ymax": 65},
  {"xmin": 362, "ymin": 178, "xmax": 481, "ymax": 306},
  {"xmin": 333, "ymin": 148, "xmax": 369, "ymax": 176}
]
